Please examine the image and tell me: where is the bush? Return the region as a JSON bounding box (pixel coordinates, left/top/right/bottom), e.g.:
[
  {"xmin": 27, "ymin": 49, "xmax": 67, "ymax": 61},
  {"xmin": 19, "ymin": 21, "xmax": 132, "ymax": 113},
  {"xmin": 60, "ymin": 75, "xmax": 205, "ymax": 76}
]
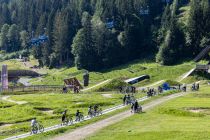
[{"xmin": 0, "ymin": 50, "xmax": 29, "ymax": 61}]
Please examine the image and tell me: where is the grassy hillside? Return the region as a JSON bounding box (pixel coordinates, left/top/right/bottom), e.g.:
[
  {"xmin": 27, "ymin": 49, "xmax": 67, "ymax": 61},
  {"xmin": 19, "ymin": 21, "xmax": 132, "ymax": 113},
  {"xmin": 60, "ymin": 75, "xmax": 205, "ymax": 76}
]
[
  {"xmin": 0, "ymin": 59, "xmax": 195, "ymax": 87},
  {"xmin": 0, "ymin": 92, "xmax": 145, "ymax": 139},
  {"xmin": 87, "ymin": 83, "xmax": 210, "ymax": 140},
  {"xmin": 30, "ymin": 60, "xmax": 195, "ymax": 86}
]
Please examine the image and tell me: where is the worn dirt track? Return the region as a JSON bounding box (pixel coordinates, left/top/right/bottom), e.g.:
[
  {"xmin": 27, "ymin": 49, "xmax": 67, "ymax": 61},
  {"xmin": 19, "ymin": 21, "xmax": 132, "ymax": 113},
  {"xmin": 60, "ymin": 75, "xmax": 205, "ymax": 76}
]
[{"xmin": 52, "ymin": 92, "xmax": 186, "ymax": 140}]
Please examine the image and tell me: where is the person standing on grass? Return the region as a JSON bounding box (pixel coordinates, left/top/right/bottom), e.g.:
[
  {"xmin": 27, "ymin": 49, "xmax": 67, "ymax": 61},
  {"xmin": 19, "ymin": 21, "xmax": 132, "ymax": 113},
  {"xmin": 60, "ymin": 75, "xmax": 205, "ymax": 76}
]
[
  {"xmin": 131, "ymin": 102, "xmax": 134, "ymax": 113},
  {"xmin": 178, "ymin": 84, "xmax": 181, "ymax": 90},
  {"xmin": 123, "ymin": 95, "xmax": 127, "ymax": 105},
  {"xmin": 183, "ymin": 84, "xmax": 187, "ymax": 92},
  {"xmin": 134, "ymin": 100, "xmax": 139, "ymax": 113},
  {"xmin": 196, "ymin": 83, "xmax": 200, "ymax": 91}
]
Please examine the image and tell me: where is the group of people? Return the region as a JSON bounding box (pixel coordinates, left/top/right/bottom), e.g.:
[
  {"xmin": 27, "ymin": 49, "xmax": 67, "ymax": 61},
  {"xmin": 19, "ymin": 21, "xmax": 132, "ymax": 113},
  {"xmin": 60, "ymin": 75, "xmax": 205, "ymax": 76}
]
[
  {"xmin": 119, "ymin": 86, "xmax": 136, "ymax": 94},
  {"xmin": 131, "ymin": 100, "xmax": 142, "ymax": 113},
  {"xmin": 123, "ymin": 94, "xmax": 135, "ymax": 105},
  {"xmin": 61, "ymin": 109, "xmax": 84, "ymax": 124},
  {"xmin": 147, "ymin": 88, "xmax": 157, "ymax": 97},
  {"xmin": 123, "ymin": 94, "xmax": 142, "ymax": 113},
  {"xmin": 88, "ymin": 104, "xmax": 102, "ymax": 117},
  {"xmin": 191, "ymin": 83, "xmax": 200, "ymax": 91},
  {"xmin": 60, "ymin": 105, "xmax": 103, "ymax": 126}
]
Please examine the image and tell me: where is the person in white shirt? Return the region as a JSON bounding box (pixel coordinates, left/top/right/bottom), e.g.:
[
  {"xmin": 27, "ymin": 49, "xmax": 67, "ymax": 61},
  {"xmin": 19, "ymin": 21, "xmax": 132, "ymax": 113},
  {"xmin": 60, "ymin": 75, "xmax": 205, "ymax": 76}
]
[{"xmin": 31, "ymin": 118, "xmax": 37, "ymax": 134}]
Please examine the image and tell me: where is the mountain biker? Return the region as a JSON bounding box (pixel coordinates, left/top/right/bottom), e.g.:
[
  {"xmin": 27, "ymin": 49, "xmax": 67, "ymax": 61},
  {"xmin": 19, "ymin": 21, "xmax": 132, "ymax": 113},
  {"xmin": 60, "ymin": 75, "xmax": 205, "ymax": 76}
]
[
  {"xmin": 131, "ymin": 102, "xmax": 135, "ymax": 113},
  {"xmin": 31, "ymin": 118, "xmax": 38, "ymax": 134},
  {"xmin": 75, "ymin": 110, "xmax": 81, "ymax": 121},
  {"xmin": 88, "ymin": 106, "xmax": 93, "ymax": 117},
  {"xmin": 134, "ymin": 100, "xmax": 139, "ymax": 113},
  {"xmin": 127, "ymin": 95, "xmax": 131, "ymax": 104},
  {"xmin": 61, "ymin": 110, "xmax": 67, "ymax": 125},
  {"xmin": 94, "ymin": 104, "xmax": 98, "ymax": 114}
]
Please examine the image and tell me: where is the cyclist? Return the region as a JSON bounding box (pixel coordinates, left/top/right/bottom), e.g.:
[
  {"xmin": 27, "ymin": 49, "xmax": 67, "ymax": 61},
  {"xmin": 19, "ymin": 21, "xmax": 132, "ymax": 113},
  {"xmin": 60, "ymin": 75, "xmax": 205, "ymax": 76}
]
[
  {"xmin": 61, "ymin": 110, "xmax": 67, "ymax": 125},
  {"xmin": 134, "ymin": 100, "xmax": 139, "ymax": 113},
  {"xmin": 94, "ymin": 104, "xmax": 98, "ymax": 114},
  {"xmin": 131, "ymin": 102, "xmax": 135, "ymax": 113},
  {"xmin": 123, "ymin": 95, "xmax": 127, "ymax": 105},
  {"xmin": 128, "ymin": 94, "xmax": 132, "ymax": 104},
  {"xmin": 88, "ymin": 106, "xmax": 93, "ymax": 117},
  {"xmin": 31, "ymin": 118, "xmax": 38, "ymax": 134},
  {"xmin": 75, "ymin": 110, "xmax": 81, "ymax": 121},
  {"xmin": 62, "ymin": 86, "xmax": 68, "ymax": 93}
]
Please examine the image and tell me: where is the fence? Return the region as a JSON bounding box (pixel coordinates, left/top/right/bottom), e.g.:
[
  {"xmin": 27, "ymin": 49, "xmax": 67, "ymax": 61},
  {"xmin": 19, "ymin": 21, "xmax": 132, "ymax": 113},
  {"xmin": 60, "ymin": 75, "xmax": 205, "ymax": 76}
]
[{"xmin": 2, "ymin": 85, "xmax": 63, "ymax": 92}]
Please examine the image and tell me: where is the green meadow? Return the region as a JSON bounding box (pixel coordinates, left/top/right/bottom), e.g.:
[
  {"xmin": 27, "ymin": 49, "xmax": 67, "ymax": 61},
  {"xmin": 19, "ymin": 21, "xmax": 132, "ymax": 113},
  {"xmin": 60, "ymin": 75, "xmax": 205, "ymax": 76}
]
[
  {"xmin": 0, "ymin": 92, "xmax": 145, "ymax": 139},
  {"xmin": 87, "ymin": 84, "xmax": 210, "ymax": 140}
]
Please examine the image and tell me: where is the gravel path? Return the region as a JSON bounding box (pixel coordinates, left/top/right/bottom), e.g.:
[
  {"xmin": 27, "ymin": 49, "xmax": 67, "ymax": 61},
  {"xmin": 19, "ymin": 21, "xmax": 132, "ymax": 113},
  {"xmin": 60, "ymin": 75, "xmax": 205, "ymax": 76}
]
[
  {"xmin": 137, "ymin": 80, "xmax": 165, "ymax": 90},
  {"xmin": 52, "ymin": 92, "xmax": 186, "ymax": 140},
  {"xmin": 178, "ymin": 68, "xmax": 196, "ymax": 82},
  {"xmin": 81, "ymin": 80, "xmax": 111, "ymax": 92},
  {"xmin": 1, "ymin": 96, "xmax": 27, "ymax": 105}
]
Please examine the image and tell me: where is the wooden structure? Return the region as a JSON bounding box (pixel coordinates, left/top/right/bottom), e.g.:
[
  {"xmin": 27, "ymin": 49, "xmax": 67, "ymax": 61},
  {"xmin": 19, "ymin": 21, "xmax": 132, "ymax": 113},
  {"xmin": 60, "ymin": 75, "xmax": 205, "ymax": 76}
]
[
  {"xmin": 64, "ymin": 77, "xmax": 83, "ymax": 89},
  {"xmin": 196, "ymin": 64, "xmax": 210, "ymax": 71},
  {"xmin": 4, "ymin": 85, "xmax": 63, "ymax": 92},
  {"xmin": 193, "ymin": 46, "xmax": 210, "ymax": 73},
  {"xmin": 194, "ymin": 46, "xmax": 210, "ymax": 62}
]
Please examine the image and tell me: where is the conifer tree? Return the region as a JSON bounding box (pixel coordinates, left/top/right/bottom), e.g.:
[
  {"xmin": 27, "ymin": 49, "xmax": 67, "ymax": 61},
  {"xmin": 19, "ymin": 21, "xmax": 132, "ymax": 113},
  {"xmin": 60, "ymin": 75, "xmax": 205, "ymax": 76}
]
[{"xmin": 7, "ymin": 24, "xmax": 20, "ymax": 52}]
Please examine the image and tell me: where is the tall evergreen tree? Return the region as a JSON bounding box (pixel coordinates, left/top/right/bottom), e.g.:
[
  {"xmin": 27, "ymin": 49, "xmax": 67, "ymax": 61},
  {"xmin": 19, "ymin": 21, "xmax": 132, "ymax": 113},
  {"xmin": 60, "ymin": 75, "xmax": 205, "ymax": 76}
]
[
  {"xmin": 52, "ymin": 11, "xmax": 69, "ymax": 66},
  {"xmin": 7, "ymin": 24, "xmax": 20, "ymax": 52},
  {"xmin": 20, "ymin": 30, "xmax": 30, "ymax": 50},
  {"xmin": 0, "ymin": 24, "xmax": 9, "ymax": 51},
  {"xmin": 156, "ymin": 18, "xmax": 185, "ymax": 65},
  {"xmin": 187, "ymin": 0, "xmax": 203, "ymax": 56},
  {"xmin": 72, "ymin": 12, "xmax": 97, "ymax": 70}
]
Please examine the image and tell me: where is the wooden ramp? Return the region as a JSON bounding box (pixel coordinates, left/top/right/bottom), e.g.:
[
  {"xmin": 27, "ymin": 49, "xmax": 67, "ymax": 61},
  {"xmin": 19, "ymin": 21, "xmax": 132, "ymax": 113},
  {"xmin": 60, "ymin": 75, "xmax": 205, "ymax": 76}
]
[{"xmin": 194, "ymin": 46, "xmax": 210, "ymax": 62}]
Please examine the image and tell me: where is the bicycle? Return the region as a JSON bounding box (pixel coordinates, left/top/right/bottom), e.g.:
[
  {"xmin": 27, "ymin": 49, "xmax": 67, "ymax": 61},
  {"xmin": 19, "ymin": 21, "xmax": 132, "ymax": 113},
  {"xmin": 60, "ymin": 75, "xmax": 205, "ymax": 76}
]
[
  {"xmin": 63, "ymin": 116, "xmax": 73, "ymax": 126},
  {"xmin": 94, "ymin": 108, "xmax": 103, "ymax": 116},
  {"xmin": 75, "ymin": 113, "xmax": 84, "ymax": 122},
  {"xmin": 31, "ymin": 123, "xmax": 44, "ymax": 134},
  {"xmin": 88, "ymin": 111, "xmax": 94, "ymax": 118},
  {"xmin": 135, "ymin": 106, "xmax": 142, "ymax": 113}
]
